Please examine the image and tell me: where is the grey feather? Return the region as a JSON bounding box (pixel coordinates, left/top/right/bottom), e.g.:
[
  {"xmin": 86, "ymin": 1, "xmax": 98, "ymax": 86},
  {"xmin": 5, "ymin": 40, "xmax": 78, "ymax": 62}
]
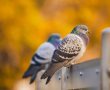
[
  {"xmin": 23, "ymin": 64, "xmax": 37, "ymax": 78},
  {"xmin": 29, "ymin": 66, "xmax": 43, "ymax": 84},
  {"xmin": 23, "ymin": 64, "xmax": 45, "ymax": 84},
  {"xmin": 41, "ymin": 60, "xmax": 68, "ymax": 84}
]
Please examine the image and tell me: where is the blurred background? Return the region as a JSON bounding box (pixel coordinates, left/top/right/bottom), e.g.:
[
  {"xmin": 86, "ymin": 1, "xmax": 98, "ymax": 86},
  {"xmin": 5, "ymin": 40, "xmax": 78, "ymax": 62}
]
[{"xmin": 0, "ymin": 0, "xmax": 110, "ymax": 90}]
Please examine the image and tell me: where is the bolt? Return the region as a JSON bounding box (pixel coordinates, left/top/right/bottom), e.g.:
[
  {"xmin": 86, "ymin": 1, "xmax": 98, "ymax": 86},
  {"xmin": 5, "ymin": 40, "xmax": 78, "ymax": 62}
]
[
  {"xmin": 58, "ymin": 76, "xmax": 61, "ymax": 80},
  {"xmin": 80, "ymin": 72, "xmax": 83, "ymax": 76},
  {"xmin": 95, "ymin": 69, "xmax": 100, "ymax": 74},
  {"xmin": 67, "ymin": 76, "xmax": 69, "ymax": 79}
]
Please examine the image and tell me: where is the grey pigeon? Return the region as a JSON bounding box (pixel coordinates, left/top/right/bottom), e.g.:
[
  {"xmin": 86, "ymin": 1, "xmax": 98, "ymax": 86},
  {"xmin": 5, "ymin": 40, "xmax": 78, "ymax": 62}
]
[
  {"xmin": 23, "ymin": 33, "xmax": 61, "ymax": 84},
  {"xmin": 41, "ymin": 25, "xmax": 89, "ymax": 84}
]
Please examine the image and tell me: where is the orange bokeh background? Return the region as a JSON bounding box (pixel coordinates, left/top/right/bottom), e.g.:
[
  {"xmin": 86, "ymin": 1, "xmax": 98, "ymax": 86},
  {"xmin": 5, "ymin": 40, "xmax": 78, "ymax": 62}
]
[{"xmin": 0, "ymin": 0, "xmax": 110, "ymax": 90}]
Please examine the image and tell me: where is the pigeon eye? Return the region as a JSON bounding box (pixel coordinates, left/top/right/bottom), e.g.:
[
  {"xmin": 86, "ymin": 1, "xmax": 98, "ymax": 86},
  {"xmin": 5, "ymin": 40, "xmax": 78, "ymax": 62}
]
[{"xmin": 84, "ymin": 29, "xmax": 87, "ymax": 31}]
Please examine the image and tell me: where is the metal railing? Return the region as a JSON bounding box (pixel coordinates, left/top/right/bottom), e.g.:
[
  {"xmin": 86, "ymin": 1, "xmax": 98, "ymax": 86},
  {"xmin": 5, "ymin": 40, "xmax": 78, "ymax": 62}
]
[{"xmin": 36, "ymin": 28, "xmax": 110, "ymax": 90}]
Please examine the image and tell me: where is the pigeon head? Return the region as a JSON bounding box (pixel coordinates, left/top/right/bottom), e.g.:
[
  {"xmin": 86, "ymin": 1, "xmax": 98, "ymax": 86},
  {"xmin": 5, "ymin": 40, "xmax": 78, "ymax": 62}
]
[
  {"xmin": 71, "ymin": 25, "xmax": 89, "ymax": 35},
  {"xmin": 71, "ymin": 25, "xmax": 89, "ymax": 46},
  {"xmin": 47, "ymin": 33, "xmax": 61, "ymax": 47}
]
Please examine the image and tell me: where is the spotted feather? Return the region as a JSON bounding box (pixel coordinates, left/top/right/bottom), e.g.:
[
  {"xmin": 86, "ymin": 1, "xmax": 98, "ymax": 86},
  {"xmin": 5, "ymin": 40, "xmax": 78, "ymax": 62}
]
[{"xmin": 52, "ymin": 34, "xmax": 83, "ymax": 63}]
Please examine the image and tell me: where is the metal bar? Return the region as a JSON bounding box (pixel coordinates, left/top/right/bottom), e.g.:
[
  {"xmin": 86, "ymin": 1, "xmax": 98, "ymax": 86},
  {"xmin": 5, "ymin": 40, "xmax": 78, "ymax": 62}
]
[
  {"xmin": 36, "ymin": 70, "xmax": 44, "ymax": 90},
  {"xmin": 36, "ymin": 76, "xmax": 41, "ymax": 90},
  {"xmin": 61, "ymin": 67, "xmax": 67, "ymax": 90},
  {"xmin": 36, "ymin": 59, "xmax": 101, "ymax": 90},
  {"xmin": 101, "ymin": 28, "xmax": 110, "ymax": 90},
  {"xmin": 70, "ymin": 59, "xmax": 101, "ymax": 90}
]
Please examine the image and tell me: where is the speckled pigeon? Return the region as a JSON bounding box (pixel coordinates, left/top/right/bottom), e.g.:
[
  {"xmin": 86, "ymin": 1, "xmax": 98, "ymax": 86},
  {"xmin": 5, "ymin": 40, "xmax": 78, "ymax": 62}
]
[
  {"xmin": 41, "ymin": 25, "xmax": 89, "ymax": 84},
  {"xmin": 22, "ymin": 33, "xmax": 61, "ymax": 84}
]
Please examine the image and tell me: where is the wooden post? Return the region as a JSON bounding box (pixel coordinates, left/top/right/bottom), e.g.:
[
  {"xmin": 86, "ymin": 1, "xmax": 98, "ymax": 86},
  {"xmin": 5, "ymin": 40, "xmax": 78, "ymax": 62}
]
[{"xmin": 101, "ymin": 28, "xmax": 110, "ymax": 90}]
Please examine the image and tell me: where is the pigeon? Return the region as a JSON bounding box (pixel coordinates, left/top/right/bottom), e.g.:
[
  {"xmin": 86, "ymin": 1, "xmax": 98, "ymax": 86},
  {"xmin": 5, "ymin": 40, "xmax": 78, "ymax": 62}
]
[
  {"xmin": 22, "ymin": 33, "xmax": 61, "ymax": 84},
  {"xmin": 41, "ymin": 25, "xmax": 89, "ymax": 84}
]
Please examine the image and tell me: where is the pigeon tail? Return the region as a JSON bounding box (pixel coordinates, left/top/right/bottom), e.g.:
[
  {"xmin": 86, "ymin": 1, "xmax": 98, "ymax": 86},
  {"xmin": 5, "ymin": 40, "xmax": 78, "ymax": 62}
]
[
  {"xmin": 29, "ymin": 67, "xmax": 42, "ymax": 84},
  {"xmin": 41, "ymin": 60, "xmax": 68, "ymax": 84},
  {"xmin": 46, "ymin": 76, "xmax": 52, "ymax": 84},
  {"xmin": 22, "ymin": 64, "xmax": 36, "ymax": 78},
  {"xmin": 23, "ymin": 64, "xmax": 45, "ymax": 84}
]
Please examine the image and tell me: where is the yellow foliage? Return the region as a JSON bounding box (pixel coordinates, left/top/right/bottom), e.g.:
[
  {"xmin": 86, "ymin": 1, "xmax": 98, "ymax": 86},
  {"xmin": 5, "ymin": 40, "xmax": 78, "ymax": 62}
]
[{"xmin": 0, "ymin": 0, "xmax": 110, "ymax": 89}]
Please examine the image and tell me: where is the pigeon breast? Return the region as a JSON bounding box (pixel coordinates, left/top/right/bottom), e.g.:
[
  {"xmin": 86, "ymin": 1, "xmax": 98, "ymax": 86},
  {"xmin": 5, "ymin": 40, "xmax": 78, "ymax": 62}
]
[{"xmin": 52, "ymin": 34, "xmax": 85, "ymax": 63}]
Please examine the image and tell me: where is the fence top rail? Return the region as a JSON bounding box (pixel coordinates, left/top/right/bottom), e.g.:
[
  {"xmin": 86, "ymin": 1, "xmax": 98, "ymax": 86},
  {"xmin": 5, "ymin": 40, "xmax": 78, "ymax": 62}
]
[{"xmin": 71, "ymin": 58, "xmax": 100, "ymax": 70}]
